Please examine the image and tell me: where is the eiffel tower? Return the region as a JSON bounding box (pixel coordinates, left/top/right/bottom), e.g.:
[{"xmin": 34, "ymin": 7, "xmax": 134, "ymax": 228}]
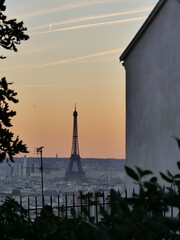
[{"xmin": 65, "ymin": 105, "xmax": 86, "ymax": 182}]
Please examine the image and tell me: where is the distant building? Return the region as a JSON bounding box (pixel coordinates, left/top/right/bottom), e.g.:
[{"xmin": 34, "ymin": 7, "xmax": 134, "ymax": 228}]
[{"xmin": 120, "ymin": 0, "xmax": 180, "ymax": 184}]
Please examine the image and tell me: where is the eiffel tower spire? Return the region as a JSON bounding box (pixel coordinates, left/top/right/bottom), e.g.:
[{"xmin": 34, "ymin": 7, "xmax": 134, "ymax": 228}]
[
  {"xmin": 71, "ymin": 104, "xmax": 79, "ymax": 156},
  {"xmin": 65, "ymin": 105, "xmax": 86, "ymax": 182}
]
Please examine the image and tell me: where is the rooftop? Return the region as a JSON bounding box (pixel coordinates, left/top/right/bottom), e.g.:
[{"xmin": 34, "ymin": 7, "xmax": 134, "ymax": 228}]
[{"xmin": 120, "ymin": 0, "xmax": 168, "ymax": 62}]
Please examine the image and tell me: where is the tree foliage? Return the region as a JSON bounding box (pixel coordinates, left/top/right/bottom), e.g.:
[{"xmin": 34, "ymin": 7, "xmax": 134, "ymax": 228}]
[
  {"xmin": 0, "ymin": 77, "xmax": 28, "ymax": 162},
  {"xmin": 0, "ymin": 0, "xmax": 29, "ymax": 58},
  {"xmin": 0, "ymin": 0, "xmax": 29, "ymax": 162}
]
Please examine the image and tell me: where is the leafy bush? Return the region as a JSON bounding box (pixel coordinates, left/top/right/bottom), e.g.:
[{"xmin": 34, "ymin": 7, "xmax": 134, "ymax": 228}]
[{"xmin": 0, "ymin": 198, "xmax": 32, "ymax": 240}]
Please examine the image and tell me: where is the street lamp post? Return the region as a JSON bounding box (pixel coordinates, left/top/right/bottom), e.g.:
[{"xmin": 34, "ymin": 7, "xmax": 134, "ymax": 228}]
[{"xmin": 37, "ymin": 146, "xmax": 44, "ymax": 207}]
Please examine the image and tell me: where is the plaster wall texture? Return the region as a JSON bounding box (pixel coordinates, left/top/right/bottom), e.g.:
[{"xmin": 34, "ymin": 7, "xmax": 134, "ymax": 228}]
[{"xmin": 124, "ymin": 0, "xmax": 180, "ymax": 184}]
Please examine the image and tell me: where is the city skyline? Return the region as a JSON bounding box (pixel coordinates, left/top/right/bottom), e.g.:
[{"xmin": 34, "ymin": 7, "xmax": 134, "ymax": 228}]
[{"xmin": 1, "ymin": 0, "xmax": 158, "ymax": 158}]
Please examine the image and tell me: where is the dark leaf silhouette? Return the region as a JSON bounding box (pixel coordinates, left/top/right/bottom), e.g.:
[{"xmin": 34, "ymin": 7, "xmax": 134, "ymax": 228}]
[
  {"xmin": 160, "ymin": 172, "xmax": 173, "ymax": 183},
  {"xmin": 177, "ymin": 161, "xmax": 180, "ymax": 170},
  {"xmin": 174, "ymin": 137, "xmax": 180, "ymax": 150},
  {"xmin": 125, "ymin": 166, "xmax": 139, "ymax": 181},
  {"xmin": 136, "ymin": 167, "xmax": 152, "ymax": 178}
]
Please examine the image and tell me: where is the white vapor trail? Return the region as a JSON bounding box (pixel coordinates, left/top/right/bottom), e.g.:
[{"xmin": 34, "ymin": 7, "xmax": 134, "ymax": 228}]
[
  {"xmin": 30, "ymin": 7, "xmax": 152, "ymax": 32},
  {"xmin": 2, "ymin": 48, "xmax": 124, "ymax": 73},
  {"xmin": 19, "ymin": 0, "xmax": 120, "ymax": 19},
  {"xmin": 15, "ymin": 84, "xmax": 66, "ymax": 88},
  {"xmin": 30, "ymin": 16, "xmax": 147, "ymax": 35}
]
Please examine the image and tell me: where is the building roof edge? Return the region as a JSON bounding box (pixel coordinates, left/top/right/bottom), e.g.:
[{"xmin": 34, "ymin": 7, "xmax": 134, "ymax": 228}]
[{"xmin": 119, "ymin": 0, "xmax": 168, "ymax": 62}]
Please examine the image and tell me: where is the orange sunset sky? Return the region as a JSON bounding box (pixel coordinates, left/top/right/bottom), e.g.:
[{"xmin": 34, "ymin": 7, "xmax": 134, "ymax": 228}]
[{"xmin": 1, "ymin": 0, "xmax": 158, "ymax": 158}]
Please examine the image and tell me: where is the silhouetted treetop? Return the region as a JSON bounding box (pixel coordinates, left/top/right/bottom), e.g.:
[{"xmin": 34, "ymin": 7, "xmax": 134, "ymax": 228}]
[
  {"xmin": 0, "ymin": 0, "xmax": 29, "ymax": 58},
  {"xmin": 0, "ymin": 77, "xmax": 28, "ymax": 163},
  {"xmin": 0, "ymin": 77, "xmax": 17, "ymax": 127},
  {"xmin": 0, "ymin": 0, "xmax": 29, "ymax": 163}
]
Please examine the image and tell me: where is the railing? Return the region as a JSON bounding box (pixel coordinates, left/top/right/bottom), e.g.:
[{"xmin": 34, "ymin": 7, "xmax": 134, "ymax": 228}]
[
  {"xmin": 1, "ymin": 188, "xmax": 179, "ymax": 222},
  {"xmin": 9, "ymin": 191, "xmax": 114, "ymax": 222}
]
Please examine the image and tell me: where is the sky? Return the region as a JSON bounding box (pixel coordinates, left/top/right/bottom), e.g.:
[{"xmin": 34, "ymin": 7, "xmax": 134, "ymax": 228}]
[{"xmin": 1, "ymin": 0, "xmax": 158, "ymax": 159}]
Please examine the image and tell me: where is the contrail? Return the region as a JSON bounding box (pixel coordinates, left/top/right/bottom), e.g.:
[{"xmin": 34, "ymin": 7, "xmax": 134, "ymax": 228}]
[
  {"xmin": 2, "ymin": 48, "xmax": 124, "ymax": 73},
  {"xmin": 30, "ymin": 7, "xmax": 152, "ymax": 32},
  {"xmin": 15, "ymin": 84, "xmax": 66, "ymax": 88},
  {"xmin": 49, "ymin": 24, "xmax": 52, "ymax": 31},
  {"xmin": 19, "ymin": 0, "xmax": 120, "ymax": 19},
  {"xmin": 31, "ymin": 16, "xmax": 147, "ymax": 36}
]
